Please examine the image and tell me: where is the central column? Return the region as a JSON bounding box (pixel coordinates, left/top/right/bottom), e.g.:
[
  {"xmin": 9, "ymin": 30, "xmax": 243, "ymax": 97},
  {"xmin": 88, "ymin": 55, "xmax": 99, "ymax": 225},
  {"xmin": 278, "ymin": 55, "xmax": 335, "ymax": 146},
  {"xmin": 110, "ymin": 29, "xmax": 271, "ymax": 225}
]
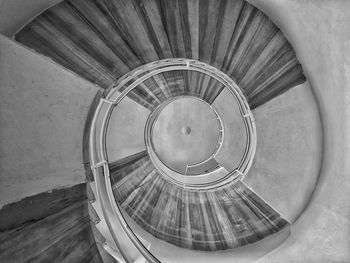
[{"xmin": 151, "ymin": 97, "xmax": 221, "ymax": 174}]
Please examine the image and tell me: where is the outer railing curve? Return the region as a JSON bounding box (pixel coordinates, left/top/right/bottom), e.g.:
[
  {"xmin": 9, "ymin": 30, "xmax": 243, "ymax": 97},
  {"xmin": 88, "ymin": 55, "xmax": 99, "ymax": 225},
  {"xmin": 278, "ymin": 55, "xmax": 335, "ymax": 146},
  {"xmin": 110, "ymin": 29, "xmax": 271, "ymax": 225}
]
[{"xmin": 89, "ymin": 58, "xmax": 257, "ymax": 262}]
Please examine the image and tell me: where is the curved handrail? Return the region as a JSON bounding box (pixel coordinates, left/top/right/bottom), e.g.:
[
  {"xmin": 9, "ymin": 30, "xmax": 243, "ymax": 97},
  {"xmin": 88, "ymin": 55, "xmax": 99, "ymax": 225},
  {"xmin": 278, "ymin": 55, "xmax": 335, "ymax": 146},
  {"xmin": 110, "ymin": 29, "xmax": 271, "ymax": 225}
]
[
  {"xmin": 89, "ymin": 58, "xmax": 257, "ymax": 262},
  {"xmin": 90, "ymin": 98, "xmax": 160, "ymax": 263}
]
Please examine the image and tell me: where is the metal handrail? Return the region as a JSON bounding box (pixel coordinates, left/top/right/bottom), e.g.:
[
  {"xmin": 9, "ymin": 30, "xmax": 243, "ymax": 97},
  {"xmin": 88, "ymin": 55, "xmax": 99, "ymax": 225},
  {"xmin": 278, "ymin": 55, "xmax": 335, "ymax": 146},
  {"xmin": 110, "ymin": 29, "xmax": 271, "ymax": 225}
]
[
  {"xmin": 89, "ymin": 59, "xmax": 257, "ymax": 262},
  {"xmin": 90, "ymin": 96, "xmax": 160, "ymax": 263}
]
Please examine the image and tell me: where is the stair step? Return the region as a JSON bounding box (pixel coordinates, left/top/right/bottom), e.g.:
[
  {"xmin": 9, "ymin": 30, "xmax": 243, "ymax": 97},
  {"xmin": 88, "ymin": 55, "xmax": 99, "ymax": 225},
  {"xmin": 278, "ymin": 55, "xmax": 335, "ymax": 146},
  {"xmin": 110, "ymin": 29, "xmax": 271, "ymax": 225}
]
[{"xmin": 88, "ymin": 181, "xmax": 119, "ymax": 252}]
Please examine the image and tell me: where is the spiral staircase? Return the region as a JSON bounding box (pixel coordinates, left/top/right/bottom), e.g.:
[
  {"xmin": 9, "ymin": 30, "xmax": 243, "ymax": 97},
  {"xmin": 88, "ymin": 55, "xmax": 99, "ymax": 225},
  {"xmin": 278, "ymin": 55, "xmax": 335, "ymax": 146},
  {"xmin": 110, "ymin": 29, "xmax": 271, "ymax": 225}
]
[{"xmin": 0, "ymin": 0, "xmax": 349, "ymax": 262}]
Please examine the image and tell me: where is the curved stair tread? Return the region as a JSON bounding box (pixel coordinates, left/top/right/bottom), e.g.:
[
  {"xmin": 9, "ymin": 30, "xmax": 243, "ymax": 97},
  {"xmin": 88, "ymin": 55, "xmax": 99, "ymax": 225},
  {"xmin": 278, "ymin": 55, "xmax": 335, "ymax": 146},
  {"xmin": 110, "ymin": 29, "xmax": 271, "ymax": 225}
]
[
  {"xmin": 109, "ymin": 153, "xmax": 289, "ymax": 251},
  {"xmin": 16, "ymin": 0, "xmax": 306, "ymax": 110}
]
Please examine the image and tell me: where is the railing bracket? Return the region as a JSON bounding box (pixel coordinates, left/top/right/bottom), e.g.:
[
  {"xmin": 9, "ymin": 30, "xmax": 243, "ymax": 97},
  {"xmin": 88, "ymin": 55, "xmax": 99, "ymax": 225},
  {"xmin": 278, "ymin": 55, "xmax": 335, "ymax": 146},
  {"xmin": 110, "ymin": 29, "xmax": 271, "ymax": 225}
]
[
  {"xmin": 236, "ymin": 170, "xmax": 244, "ymax": 177},
  {"xmin": 101, "ymin": 98, "xmax": 116, "ymax": 105},
  {"xmin": 91, "ymin": 160, "xmax": 107, "ymax": 170}
]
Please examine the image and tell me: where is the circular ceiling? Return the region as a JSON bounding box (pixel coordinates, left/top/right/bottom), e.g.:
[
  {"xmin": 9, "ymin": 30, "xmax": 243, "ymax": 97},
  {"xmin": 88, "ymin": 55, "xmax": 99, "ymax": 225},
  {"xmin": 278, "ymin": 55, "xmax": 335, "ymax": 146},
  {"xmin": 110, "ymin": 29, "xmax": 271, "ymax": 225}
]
[{"xmin": 151, "ymin": 96, "xmax": 221, "ymax": 174}]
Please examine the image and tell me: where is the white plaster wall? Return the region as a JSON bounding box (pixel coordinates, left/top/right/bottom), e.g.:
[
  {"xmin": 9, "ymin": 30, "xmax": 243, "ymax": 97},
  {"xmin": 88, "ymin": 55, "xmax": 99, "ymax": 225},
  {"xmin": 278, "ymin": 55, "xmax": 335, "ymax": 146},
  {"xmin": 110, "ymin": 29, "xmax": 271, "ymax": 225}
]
[
  {"xmin": 245, "ymin": 0, "xmax": 350, "ymax": 262},
  {"xmin": 243, "ymin": 83, "xmax": 322, "ymax": 222},
  {"xmin": 106, "ymin": 97, "xmax": 150, "ymax": 162},
  {"xmin": 0, "ymin": 0, "xmax": 62, "ymax": 37},
  {"xmin": 0, "ymin": 35, "xmax": 99, "ymax": 207}
]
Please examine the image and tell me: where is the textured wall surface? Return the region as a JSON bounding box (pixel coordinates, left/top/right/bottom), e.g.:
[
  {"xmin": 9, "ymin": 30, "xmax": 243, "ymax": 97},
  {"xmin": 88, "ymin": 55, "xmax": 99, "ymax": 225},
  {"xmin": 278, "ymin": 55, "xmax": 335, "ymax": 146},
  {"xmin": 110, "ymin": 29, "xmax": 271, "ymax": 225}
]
[
  {"xmin": 0, "ymin": 0, "xmax": 62, "ymax": 36},
  {"xmin": 243, "ymin": 82, "xmax": 322, "ymax": 222},
  {"xmin": 0, "ymin": 35, "xmax": 99, "ymax": 207},
  {"xmin": 106, "ymin": 96, "xmax": 149, "ymax": 162},
  {"xmin": 246, "ymin": 0, "xmax": 350, "ymax": 262}
]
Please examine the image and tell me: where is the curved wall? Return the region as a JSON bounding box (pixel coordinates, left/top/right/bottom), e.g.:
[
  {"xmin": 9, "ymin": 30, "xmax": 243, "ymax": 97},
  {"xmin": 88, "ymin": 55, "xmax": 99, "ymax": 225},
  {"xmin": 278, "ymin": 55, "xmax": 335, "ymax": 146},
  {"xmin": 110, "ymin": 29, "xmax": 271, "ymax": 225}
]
[
  {"xmin": 0, "ymin": 35, "xmax": 99, "ymax": 207},
  {"xmin": 243, "ymin": 82, "xmax": 322, "ymax": 222},
  {"xmin": 0, "ymin": 0, "xmax": 62, "ymax": 37},
  {"xmin": 247, "ymin": 0, "xmax": 350, "ymax": 261},
  {"xmin": 0, "ymin": 35, "xmax": 107, "ymax": 263}
]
